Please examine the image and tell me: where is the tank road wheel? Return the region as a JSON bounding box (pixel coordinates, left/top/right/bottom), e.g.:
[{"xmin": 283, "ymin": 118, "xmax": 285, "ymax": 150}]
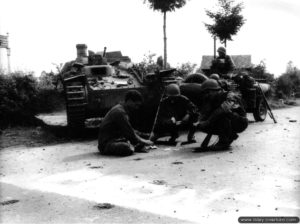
[
  {"xmin": 253, "ymin": 98, "xmax": 267, "ymax": 121},
  {"xmin": 65, "ymin": 82, "xmax": 87, "ymax": 129}
]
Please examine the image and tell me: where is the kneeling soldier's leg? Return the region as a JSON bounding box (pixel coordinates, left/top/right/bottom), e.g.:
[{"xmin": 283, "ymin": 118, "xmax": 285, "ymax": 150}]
[{"xmin": 104, "ymin": 140, "xmax": 134, "ymax": 156}]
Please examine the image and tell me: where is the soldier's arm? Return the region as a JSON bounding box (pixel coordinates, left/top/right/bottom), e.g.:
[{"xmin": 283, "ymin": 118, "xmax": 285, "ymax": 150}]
[
  {"xmin": 227, "ymin": 55, "xmax": 236, "ymax": 71},
  {"xmin": 116, "ymin": 111, "xmax": 152, "ymax": 145}
]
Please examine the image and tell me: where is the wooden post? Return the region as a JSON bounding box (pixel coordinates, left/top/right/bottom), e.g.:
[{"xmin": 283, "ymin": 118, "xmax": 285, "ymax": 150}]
[{"xmin": 163, "ymin": 11, "xmax": 167, "ymax": 69}]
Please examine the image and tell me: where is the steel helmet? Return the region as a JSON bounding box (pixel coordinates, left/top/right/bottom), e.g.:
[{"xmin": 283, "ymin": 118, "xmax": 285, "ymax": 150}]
[
  {"xmin": 166, "ymin": 83, "xmax": 180, "ymax": 96},
  {"xmin": 200, "ymin": 79, "xmax": 221, "ymax": 92},
  {"xmin": 217, "ymin": 46, "xmax": 226, "ymax": 54},
  {"xmin": 210, "ymin": 73, "xmax": 220, "ymax": 80}
]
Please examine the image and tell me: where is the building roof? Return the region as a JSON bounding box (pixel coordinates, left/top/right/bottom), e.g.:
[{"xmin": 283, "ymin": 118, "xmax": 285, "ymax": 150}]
[
  {"xmin": 200, "ymin": 55, "xmax": 252, "ymax": 70},
  {"xmin": 105, "ymin": 51, "xmax": 123, "ymax": 58},
  {"xmin": 104, "ymin": 51, "xmax": 131, "ymax": 63}
]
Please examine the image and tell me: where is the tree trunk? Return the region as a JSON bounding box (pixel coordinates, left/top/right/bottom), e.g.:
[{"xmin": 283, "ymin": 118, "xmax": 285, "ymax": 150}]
[
  {"xmin": 163, "ymin": 11, "xmax": 167, "ymax": 69},
  {"xmin": 213, "ymin": 36, "xmax": 216, "ymax": 59},
  {"xmin": 224, "ymin": 39, "xmax": 227, "ymax": 48}
]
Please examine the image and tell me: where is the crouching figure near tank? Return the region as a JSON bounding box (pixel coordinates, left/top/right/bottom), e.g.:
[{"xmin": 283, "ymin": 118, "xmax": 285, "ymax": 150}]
[
  {"xmin": 150, "ymin": 84, "xmax": 198, "ymax": 144},
  {"xmin": 98, "ymin": 90, "xmax": 153, "ymax": 156},
  {"xmin": 194, "ymin": 79, "xmax": 248, "ymax": 151}
]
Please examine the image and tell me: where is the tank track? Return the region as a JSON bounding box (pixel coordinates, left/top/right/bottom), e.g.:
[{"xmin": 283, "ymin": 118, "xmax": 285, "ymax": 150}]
[{"xmin": 65, "ymin": 82, "xmax": 87, "ymax": 128}]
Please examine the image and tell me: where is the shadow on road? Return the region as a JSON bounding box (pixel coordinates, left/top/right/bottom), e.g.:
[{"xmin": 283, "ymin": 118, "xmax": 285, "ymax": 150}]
[{"xmin": 36, "ymin": 117, "xmax": 98, "ymax": 140}]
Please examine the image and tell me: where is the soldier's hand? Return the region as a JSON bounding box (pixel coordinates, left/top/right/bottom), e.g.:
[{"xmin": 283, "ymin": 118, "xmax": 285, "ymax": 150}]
[
  {"xmin": 175, "ymin": 121, "xmax": 182, "ymax": 126},
  {"xmin": 171, "ymin": 117, "xmax": 176, "ymax": 124},
  {"xmin": 142, "ymin": 139, "xmax": 153, "ymax": 145},
  {"xmin": 221, "ymin": 101, "xmax": 233, "ymax": 113},
  {"xmin": 193, "ymin": 121, "xmax": 200, "ymax": 127}
]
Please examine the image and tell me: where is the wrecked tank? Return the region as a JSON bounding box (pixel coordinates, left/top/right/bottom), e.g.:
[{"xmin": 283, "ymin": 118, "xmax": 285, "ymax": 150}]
[{"xmin": 61, "ymin": 44, "xmax": 177, "ymax": 129}]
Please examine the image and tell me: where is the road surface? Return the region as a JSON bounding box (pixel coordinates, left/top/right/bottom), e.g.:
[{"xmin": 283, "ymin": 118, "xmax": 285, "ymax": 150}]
[{"xmin": 1, "ymin": 107, "xmax": 300, "ymax": 223}]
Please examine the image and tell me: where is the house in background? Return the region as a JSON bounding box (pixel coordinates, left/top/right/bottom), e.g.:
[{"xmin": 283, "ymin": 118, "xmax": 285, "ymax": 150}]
[
  {"xmin": 200, "ymin": 55, "xmax": 252, "ymax": 75},
  {"xmin": 96, "ymin": 51, "xmax": 131, "ymax": 63}
]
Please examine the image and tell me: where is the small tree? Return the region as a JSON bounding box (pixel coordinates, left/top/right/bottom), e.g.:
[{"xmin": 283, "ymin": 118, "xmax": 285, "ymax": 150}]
[
  {"xmin": 176, "ymin": 62, "xmax": 197, "ymax": 78},
  {"xmin": 250, "ymin": 60, "xmax": 274, "ymax": 83},
  {"xmin": 205, "ymin": 0, "xmax": 245, "ymax": 47},
  {"xmin": 275, "ymin": 62, "xmax": 300, "ymax": 98},
  {"xmin": 144, "ymin": 0, "xmax": 187, "ymax": 69}
]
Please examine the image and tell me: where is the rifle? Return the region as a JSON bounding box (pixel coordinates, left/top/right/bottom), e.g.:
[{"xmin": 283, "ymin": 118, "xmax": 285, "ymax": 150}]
[
  {"xmin": 149, "ymin": 89, "xmax": 166, "ymax": 140},
  {"xmin": 257, "ymin": 82, "xmax": 277, "ymax": 124}
]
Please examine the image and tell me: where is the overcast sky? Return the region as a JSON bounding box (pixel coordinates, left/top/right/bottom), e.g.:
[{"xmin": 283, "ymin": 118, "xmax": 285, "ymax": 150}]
[{"xmin": 0, "ymin": 0, "xmax": 300, "ymax": 77}]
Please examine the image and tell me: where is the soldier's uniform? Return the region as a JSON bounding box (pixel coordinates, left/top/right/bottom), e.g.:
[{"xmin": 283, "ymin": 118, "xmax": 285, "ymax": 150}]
[
  {"xmin": 98, "ymin": 90, "xmax": 151, "ymax": 156},
  {"xmin": 196, "ymin": 79, "xmax": 248, "ymax": 150},
  {"xmin": 151, "ymin": 84, "xmax": 198, "ymax": 143},
  {"xmin": 210, "ymin": 47, "xmax": 235, "ymax": 78}
]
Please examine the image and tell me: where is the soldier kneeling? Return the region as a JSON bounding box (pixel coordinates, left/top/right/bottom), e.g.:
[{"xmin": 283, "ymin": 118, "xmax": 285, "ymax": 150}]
[
  {"xmin": 194, "ymin": 79, "xmax": 248, "ymax": 151},
  {"xmin": 98, "ymin": 90, "xmax": 153, "ymax": 156},
  {"xmin": 150, "ymin": 84, "xmax": 198, "ymax": 144}
]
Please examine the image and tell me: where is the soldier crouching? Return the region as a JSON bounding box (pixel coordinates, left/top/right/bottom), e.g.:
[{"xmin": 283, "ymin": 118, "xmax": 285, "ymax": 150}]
[
  {"xmin": 194, "ymin": 79, "xmax": 248, "ymax": 151},
  {"xmin": 150, "ymin": 84, "xmax": 198, "ymax": 144}
]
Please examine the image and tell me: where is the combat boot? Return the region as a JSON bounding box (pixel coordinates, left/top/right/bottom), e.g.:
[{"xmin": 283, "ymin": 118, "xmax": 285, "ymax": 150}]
[{"xmin": 211, "ymin": 138, "xmax": 231, "ymax": 151}]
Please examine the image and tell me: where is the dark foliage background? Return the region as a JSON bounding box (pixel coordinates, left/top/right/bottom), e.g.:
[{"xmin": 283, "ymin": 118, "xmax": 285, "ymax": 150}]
[{"xmin": 0, "ymin": 71, "xmax": 64, "ymax": 128}]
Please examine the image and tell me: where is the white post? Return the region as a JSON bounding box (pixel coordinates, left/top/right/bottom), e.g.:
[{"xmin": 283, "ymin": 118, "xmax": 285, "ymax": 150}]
[
  {"xmin": 0, "ymin": 47, "xmax": 2, "ymax": 72},
  {"xmin": 0, "ymin": 25, "xmax": 2, "ymax": 71}
]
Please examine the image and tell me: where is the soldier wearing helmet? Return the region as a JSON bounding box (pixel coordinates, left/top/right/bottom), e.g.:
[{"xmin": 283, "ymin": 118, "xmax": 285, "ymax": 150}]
[
  {"xmin": 210, "ymin": 46, "xmax": 235, "ymax": 78},
  {"xmin": 194, "ymin": 79, "xmax": 248, "ymax": 151},
  {"xmin": 150, "ymin": 83, "xmax": 198, "ymax": 144}
]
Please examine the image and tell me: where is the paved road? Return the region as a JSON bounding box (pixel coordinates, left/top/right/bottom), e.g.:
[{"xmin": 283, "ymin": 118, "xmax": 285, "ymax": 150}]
[{"xmin": 1, "ymin": 107, "xmax": 300, "ymax": 224}]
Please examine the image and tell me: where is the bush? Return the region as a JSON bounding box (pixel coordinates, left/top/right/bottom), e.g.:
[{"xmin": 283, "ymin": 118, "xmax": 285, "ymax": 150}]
[
  {"xmin": 0, "ymin": 71, "xmax": 65, "ymax": 128},
  {"xmin": 176, "ymin": 62, "xmax": 198, "ymax": 78},
  {"xmin": 36, "ymin": 71, "xmax": 65, "ymax": 113},
  {"xmin": 0, "ymin": 71, "xmax": 38, "ymax": 128},
  {"xmin": 36, "ymin": 88, "xmax": 65, "ymax": 113},
  {"xmin": 275, "ymin": 68, "xmax": 300, "ymax": 98}
]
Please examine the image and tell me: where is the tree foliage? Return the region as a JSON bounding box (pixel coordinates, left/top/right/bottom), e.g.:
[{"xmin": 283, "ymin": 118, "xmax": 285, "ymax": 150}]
[
  {"xmin": 0, "ymin": 71, "xmax": 65, "ymax": 128},
  {"xmin": 249, "ymin": 60, "xmax": 274, "ymax": 83},
  {"xmin": 275, "ymin": 62, "xmax": 300, "ymax": 98},
  {"xmin": 205, "ymin": 0, "xmax": 245, "ymax": 46},
  {"xmin": 0, "ymin": 71, "xmax": 38, "ymax": 128},
  {"xmin": 144, "ymin": 0, "xmax": 186, "ymax": 12},
  {"xmin": 176, "ymin": 62, "xmax": 197, "ymax": 78}
]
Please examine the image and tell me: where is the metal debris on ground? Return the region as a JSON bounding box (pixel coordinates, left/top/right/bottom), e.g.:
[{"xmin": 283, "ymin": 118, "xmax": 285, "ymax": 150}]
[
  {"xmin": 0, "ymin": 200, "xmax": 20, "ymax": 206},
  {"xmin": 133, "ymin": 158, "xmax": 143, "ymax": 161},
  {"xmin": 172, "ymin": 161, "xmax": 183, "ymax": 165},
  {"xmin": 93, "ymin": 203, "xmax": 115, "ymax": 210},
  {"xmin": 289, "ymin": 120, "xmax": 297, "ymax": 122},
  {"xmin": 148, "ymin": 145, "xmax": 157, "ymax": 150},
  {"xmin": 152, "ymin": 180, "xmax": 167, "ymax": 185},
  {"xmin": 89, "ymin": 166, "xmax": 103, "ymax": 169}
]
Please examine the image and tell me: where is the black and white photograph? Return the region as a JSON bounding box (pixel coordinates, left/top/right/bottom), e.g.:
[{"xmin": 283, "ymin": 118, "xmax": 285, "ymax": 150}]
[{"xmin": 0, "ymin": 0, "xmax": 300, "ymax": 223}]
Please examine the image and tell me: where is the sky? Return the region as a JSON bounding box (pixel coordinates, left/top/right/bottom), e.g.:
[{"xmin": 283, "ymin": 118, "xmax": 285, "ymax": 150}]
[{"xmin": 0, "ymin": 0, "xmax": 300, "ymax": 77}]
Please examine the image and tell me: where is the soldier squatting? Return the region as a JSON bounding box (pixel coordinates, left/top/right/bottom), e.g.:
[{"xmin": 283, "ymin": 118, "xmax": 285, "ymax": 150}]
[{"xmin": 97, "ymin": 47, "xmax": 249, "ymax": 156}]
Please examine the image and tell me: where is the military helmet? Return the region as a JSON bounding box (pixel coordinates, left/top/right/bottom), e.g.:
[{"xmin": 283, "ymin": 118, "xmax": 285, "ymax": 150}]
[
  {"xmin": 166, "ymin": 83, "xmax": 180, "ymax": 96},
  {"xmin": 217, "ymin": 46, "xmax": 226, "ymax": 54},
  {"xmin": 200, "ymin": 79, "xmax": 221, "ymax": 92},
  {"xmin": 210, "ymin": 73, "xmax": 220, "ymax": 80}
]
